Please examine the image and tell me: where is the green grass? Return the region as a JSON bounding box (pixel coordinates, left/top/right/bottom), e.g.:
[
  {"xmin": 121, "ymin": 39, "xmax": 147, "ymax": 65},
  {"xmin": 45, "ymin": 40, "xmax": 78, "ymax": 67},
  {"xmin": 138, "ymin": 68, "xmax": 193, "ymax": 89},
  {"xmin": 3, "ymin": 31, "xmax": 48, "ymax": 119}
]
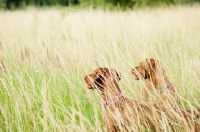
[{"xmin": 1, "ymin": 5, "xmax": 200, "ymax": 131}]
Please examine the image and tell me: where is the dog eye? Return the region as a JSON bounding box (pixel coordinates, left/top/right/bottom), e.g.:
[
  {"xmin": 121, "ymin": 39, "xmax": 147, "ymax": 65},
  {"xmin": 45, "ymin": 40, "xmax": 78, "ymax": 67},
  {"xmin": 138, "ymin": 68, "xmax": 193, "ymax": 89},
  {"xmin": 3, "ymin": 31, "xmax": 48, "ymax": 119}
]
[{"xmin": 96, "ymin": 75, "xmax": 103, "ymax": 81}]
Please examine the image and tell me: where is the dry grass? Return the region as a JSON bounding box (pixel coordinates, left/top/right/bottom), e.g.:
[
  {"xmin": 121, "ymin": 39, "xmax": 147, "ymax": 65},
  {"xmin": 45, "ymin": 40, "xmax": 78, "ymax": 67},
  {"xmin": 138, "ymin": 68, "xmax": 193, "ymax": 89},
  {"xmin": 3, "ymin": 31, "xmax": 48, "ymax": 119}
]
[{"xmin": 0, "ymin": 5, "xmax": 200, "ymax": 131}]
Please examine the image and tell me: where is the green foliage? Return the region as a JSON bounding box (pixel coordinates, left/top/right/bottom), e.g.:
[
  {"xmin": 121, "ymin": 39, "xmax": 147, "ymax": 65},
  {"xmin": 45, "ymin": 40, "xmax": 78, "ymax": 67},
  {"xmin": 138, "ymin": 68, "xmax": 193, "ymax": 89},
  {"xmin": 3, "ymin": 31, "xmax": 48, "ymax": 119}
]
[
  {"xmin": 133, "ymin": 0, "xmax": 176, "ymax": 6},
  {"xmin": 0, "ymin": 0, "xmax": 199, "ymax": 9}
]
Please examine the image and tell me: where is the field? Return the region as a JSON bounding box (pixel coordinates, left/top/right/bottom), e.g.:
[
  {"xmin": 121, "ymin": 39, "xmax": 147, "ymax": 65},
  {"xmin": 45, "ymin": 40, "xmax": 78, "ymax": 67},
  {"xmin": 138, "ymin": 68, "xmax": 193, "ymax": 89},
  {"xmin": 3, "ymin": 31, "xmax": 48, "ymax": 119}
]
[{"xmin": 1, "ymin": 5, "xmax": 200, "ymax": 131}]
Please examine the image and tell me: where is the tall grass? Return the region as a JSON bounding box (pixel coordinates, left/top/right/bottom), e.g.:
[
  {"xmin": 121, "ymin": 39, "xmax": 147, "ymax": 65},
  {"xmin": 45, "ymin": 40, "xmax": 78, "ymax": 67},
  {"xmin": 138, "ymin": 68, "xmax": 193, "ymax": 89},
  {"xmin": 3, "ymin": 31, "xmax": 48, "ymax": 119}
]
[{"xmin": 0, "ymin": 5, "xmax": 200, "ymax": 131}]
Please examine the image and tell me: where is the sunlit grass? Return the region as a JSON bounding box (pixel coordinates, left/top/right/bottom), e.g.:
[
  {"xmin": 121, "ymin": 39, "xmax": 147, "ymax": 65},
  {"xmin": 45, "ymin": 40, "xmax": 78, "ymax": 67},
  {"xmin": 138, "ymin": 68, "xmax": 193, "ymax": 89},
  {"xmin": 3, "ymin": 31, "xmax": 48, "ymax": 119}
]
[{"xmin": 0, "ymin": 5, "xmax": 200, "ymax": 131}]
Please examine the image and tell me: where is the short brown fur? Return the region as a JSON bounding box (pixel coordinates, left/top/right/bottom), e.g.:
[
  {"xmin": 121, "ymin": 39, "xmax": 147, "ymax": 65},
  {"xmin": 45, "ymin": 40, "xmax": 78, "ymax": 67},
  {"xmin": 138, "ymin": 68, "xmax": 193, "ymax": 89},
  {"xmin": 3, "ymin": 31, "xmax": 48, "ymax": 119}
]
[
  {"xmin": 84, "ymin": 67, "xmax": 200, "ymax": 132},
  {"xmin": 131, "ymin": 58, "xmax": 180, "ymax": 105}
]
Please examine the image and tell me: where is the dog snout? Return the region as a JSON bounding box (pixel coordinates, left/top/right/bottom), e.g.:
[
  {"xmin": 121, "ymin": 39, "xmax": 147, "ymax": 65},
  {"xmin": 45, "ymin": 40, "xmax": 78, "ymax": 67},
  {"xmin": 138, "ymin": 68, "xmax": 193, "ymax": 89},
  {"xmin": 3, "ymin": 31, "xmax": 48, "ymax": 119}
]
[
  {"xmin": 84, "ymin": 75, "xmax": 95, "ymax": 89},
  {"xmin": 131, "ymin": 68, "xmax": 137, "ymax": 74}
]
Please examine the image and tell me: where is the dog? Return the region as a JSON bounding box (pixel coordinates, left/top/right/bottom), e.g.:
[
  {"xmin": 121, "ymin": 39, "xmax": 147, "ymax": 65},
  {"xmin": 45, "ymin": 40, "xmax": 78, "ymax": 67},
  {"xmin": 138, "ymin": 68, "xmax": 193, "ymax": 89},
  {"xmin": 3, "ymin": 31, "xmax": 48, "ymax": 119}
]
[
  {"xmin": 84, "ymin": 67, "xmax": 200, "ymax": 132},
  {"xmin": 131, "ymin": 58, "xmax": 180, "ymax": 106}
]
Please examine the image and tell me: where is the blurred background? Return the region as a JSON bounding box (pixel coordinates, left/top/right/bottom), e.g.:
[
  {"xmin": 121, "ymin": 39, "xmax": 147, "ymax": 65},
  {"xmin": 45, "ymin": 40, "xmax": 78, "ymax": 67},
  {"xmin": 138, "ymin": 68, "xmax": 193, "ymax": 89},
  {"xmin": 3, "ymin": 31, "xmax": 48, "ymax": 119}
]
[{"xmin": 1, "ymin": 0, "xmax": 200, "ymax": 10}]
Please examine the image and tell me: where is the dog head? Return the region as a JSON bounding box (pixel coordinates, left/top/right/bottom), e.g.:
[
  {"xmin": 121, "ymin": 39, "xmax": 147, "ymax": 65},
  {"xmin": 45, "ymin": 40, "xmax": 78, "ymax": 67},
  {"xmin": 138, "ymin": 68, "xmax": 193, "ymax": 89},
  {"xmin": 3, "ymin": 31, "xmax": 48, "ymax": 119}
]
[
  {"xmin": 84, "ymin": 67, "xmax": 121, "ymax": 92},
  {"xmin": 131, "ymin": 58, "xmax": 160, "ymax": 80}
]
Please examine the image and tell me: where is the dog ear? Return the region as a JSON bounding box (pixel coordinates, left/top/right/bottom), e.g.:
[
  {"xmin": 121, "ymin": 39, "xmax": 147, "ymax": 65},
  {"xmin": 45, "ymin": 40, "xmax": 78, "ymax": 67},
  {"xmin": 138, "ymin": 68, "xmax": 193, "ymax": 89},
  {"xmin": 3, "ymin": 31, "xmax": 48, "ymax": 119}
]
[{"xmin": 111, "ymin": 69, "xmax": 121, "ymax": 81}]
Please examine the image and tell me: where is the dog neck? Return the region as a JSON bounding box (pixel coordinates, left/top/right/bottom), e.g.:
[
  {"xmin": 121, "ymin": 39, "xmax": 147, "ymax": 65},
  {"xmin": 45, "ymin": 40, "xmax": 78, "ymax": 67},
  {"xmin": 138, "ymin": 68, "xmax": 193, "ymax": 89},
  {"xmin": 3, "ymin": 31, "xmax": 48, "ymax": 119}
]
[
  {"xmin": 147, "ymin": 83, "xmax": 171, "ymax": 96},
  {"xmin": 100, "ymin": 82, "xmax": 122, "ymax": 104},
  {"xmin": 103, "ymin": 93, "xmax": 123, "ymax": 108},
  {"xmin": 146, "ymin": 68, "xmax": 170, "ymax": 90},
  {"xmin": 146, "ymin": 78, "xmax": 170, "ymax": 91},
  {"xmin": 158, "ymin": 83, "xmax": 170, "ymax": 94}
]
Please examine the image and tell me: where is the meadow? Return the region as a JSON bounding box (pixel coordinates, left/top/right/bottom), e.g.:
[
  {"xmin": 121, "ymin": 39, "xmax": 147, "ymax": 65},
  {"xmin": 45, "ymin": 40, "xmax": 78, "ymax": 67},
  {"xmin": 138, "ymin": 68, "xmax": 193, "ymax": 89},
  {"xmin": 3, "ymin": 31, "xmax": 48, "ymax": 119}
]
[{"xmin": 0, "ymin": 5, "xmax": 200, "ymax": 131}]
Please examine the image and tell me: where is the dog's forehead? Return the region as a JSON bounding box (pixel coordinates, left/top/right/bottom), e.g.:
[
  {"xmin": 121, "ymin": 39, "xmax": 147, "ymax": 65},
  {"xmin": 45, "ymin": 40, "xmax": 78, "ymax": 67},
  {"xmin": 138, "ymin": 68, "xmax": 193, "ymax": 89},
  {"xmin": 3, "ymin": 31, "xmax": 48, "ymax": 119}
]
[
  {"xmin": 139, "ymin": 60, "xmax": 151, "ymax": 69},
  {"xmin": 93, "ymin": 68, "xmax": 116, "ymax": 75},
  {"xmin": 140, "ymin": 61, "xmax": 145, "ymax": 66},
  {"xmin": 93, "ymin": 68, "xmax": 105, "ymax": 73},
  {"xmin": 94, "ymin": 68, "xmax": 108, "ymax": 72},
  {"xmin": 143, "ymin": 59, "xmax": 154, "ymax": 65},
  {"xmin": 146, "ymin": 58, "xmax": 158, "ymax": 64},
  {"xmin": 146, "ymin": 59, "xmax": 152, "ymax": 63}
]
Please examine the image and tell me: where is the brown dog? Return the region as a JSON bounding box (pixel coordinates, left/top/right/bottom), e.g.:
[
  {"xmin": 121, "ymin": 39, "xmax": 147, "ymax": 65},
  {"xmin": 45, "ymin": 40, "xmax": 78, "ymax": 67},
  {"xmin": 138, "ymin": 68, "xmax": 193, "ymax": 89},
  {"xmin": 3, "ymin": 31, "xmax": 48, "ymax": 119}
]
[
  {"xmin": 131, "ymin": 58, "xmax": 180, "ymax": 105},
  {"xmin": 84, "ymin": 67, "xmax": 200, "ymax": 132}
]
